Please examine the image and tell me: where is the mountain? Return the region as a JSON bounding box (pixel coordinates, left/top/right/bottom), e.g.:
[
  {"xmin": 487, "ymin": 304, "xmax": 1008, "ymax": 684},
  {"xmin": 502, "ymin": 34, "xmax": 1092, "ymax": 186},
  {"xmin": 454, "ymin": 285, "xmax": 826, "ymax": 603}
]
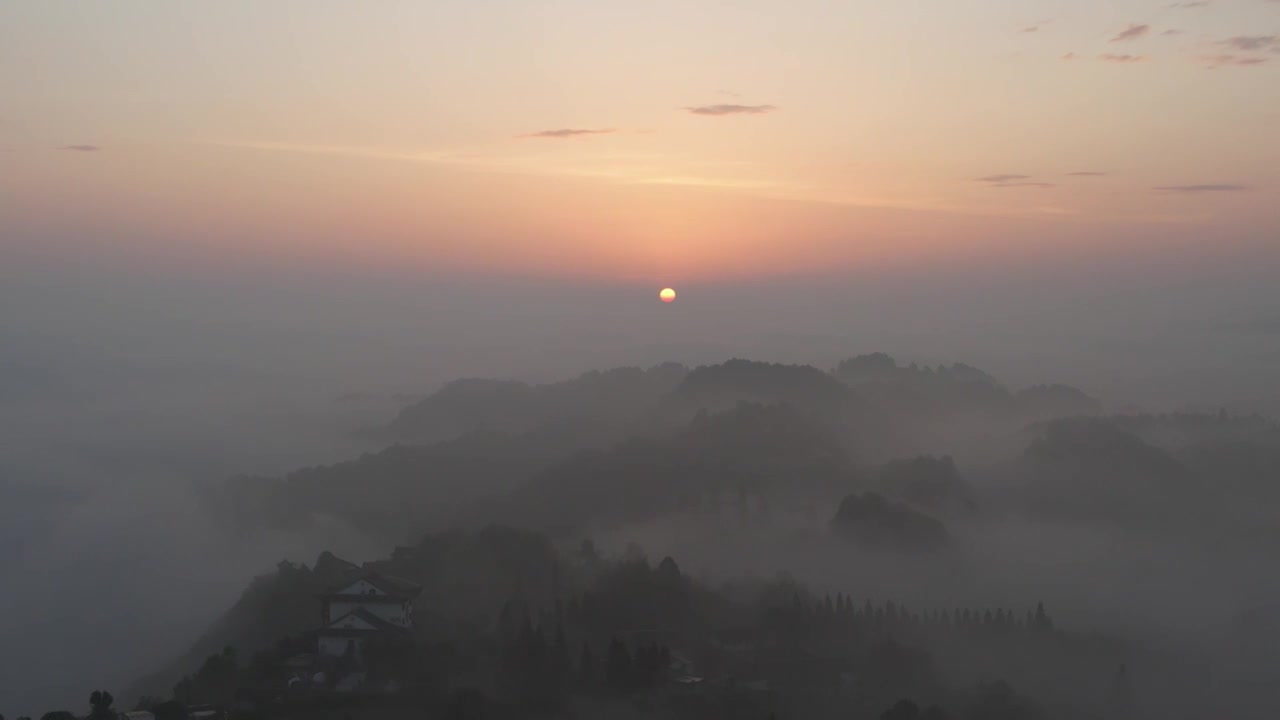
[
  {"xmin": 1014, "ymin": 384, "xmax": 1102, "ymax": 420},
  {"xmin": 834, "ymin": 353, "xmax": 1011, "ymax": 417},
  {"xmin": 487, "ymin": 402, "xmax": 856, "ymax": 536},
  {"xmin": 673, "ymin": 359, "xmax": 856, "ymax": 417},
  {"xmin": 208, "ymin": 431, "xmax": 560, "ymax": 543},
  {"xmin": 126, "ymin": 526, "xmax": 565, "ymax": 705},
  {"xmin": 380, "ymin": 363, "xmax": 689, "ymax": 445},
  {"xmin": 834, "ymin": 353, "xmax": 1099, "ymax": 422},
  {"xmin": 123, "ymin": 555, "xmax": 351, "ymax": 704},
  {"xmin": 662, "ymin": 359, "xmax": 885, "ymax": 457},
  {"xmin": 1009, "ymin": 417, "xmax": 1202, "ymax": 529},
  {"xmin": 874, "ymin": 455, "xmax": 977, "ymax": 515},
  {"xmin": 829, "ymin": 492, "xmax": 950, "ymax": 552}
]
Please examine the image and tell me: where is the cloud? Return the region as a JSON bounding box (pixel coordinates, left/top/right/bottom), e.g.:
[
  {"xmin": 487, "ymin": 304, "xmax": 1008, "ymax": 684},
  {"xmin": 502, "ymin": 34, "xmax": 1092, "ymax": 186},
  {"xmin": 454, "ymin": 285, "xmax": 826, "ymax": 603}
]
[
  {"xmin": 1200, "ymin": 54, "xmax": 1268, "ymax": 67},
  {"xmin": 60, "ymin": 144, "xmax": 100, "ymax": 152},
  {"xmin": 520, "ymin": 128, "xmax": 615, "ymax": 139},
  {"xmin": 1153, "ymin": 184, "xmax": 1248, "ymax": 192},
  {"xmin": 1169, "ymin": 1, "xmax": 1210, "ymax": 7},
  {"xmin": 1022, "ymin": 26, "xmax": 1040, "ymax": 33},
  {"xmin": 1161, "ymin": 29, "xmax": 1184, "ymax": 36},
  {"xmin": 1066, "ymin": 171, "xmax": 1109, "ymax": 176},
  {"xmin": 1111, "ymin": 24, "xmax": 1151, "ymax": 42},
  {"xmin": 1220, "ymin": 35, "xmax": 1278, "ymax": 51},
  {"xmin": 1061, "ymin": 52, "xmax": 1079, "ymax": 60},
  {"xmin": 685, "ymin": 104, "xmax": 776, "ymax": 116},
  {"xmin": 1100, "ymin": 53, "xmax": 1147, "ymax": 63},
  {"xmin": 974, "ymin": 175, "xmax": 1052, "ymax": 188}
]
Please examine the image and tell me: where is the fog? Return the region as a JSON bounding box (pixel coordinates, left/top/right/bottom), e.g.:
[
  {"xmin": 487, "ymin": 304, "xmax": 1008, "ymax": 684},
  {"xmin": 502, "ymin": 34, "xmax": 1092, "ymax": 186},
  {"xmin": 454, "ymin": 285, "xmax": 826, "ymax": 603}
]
[{"xmin": 3, "ymin": 256, "xmax": 1280, "ymax": 718}]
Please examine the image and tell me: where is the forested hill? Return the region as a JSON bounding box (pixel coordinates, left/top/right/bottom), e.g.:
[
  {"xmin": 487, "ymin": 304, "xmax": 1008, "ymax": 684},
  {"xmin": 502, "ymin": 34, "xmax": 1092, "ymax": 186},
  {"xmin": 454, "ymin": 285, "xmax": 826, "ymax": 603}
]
[
  {"xmin": 205, "ymin": 356, "xmax": 1102, "ymax": 544},
  {"xmin": 380, "ymin": 363, "xmax": 690, "ymax": 444},
  {"xmin": 123, "ymin": 355, "xmax": 1280, "ymax": 718}
]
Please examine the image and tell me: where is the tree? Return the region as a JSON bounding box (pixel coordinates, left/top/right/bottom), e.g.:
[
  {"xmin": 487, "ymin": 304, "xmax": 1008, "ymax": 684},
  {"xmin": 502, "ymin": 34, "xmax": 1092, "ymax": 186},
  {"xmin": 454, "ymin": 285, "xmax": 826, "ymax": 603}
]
[
  {"xmin": 88, "ymin": 691, "xmax": 115, "ymax": 720},
  {"xmin": 1033, "ymin": 602, "xmax": 1053, "ymax": 632}
]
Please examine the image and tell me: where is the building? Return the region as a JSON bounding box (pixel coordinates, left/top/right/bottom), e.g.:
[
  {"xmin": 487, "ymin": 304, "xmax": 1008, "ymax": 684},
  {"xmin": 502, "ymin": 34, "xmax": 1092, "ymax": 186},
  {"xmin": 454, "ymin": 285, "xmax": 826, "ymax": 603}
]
[{"xmin": 315, "ymin": 567, "xmax": 422, "ymax": 659}]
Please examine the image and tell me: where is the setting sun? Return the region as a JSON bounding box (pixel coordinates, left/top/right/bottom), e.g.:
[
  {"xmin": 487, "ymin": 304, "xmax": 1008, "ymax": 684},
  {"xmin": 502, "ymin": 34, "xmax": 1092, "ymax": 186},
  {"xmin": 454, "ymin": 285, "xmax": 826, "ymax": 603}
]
[{"xmin": 659, "ymin": 288, "xmax": 677, "ymax": 303}]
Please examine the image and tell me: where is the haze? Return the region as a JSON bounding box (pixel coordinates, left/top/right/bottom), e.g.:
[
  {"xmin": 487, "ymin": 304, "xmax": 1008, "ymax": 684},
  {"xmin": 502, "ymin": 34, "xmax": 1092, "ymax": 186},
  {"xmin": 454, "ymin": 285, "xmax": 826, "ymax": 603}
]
[{"xmin": 2, "ymin": 1, "xmax": 1280, "ymax": 719}]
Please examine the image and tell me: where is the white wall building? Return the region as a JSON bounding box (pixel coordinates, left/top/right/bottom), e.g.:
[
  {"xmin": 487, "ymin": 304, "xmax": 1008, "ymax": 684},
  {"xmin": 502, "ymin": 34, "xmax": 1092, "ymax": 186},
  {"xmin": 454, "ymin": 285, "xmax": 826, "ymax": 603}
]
[{"xmin": 316, "ymin": 569, "xmax": 422, "ymax": 659}]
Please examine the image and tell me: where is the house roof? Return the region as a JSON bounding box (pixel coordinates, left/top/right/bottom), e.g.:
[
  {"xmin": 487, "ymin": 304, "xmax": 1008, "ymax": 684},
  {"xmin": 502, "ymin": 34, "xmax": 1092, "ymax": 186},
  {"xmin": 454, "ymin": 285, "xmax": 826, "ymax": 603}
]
[
  {"xmin": 319, "ymin": 569, "xmax": 422, "ymax": 600},
  {"xmin": 319, "ymin": 607, "xmax": 411, "ymax": 636}
]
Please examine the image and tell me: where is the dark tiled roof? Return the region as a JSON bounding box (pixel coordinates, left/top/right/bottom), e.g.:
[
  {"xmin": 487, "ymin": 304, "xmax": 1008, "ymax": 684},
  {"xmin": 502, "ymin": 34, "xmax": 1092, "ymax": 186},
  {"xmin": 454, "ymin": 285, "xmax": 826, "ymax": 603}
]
[
  {"xmin": 320, "ymin": 569, "xmax": 422, "ymax": 599},
  {"xmin": 320, "ymin": 607, "xmax": 411, "ymax": 636}
]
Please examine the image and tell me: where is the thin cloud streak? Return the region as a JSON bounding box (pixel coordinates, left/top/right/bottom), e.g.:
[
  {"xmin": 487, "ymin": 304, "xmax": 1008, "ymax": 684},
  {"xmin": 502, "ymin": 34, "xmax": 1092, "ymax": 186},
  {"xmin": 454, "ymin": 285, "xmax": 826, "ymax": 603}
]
[
  {"xmin": 520, "ymin": 128, "xmax": 615, "ymax": 139},
  {"xmin": 686, "ymin": 104, "xmax": 777, "ymax": 116},
  {"xmin": 1111, "ymin": 24, "xmax": 1151, "ymax": 42},
  {"xmin": 1066, "ymin": 172, "xmax": 1109, "ymax": 177},
  {"xmin": 1100, "ymin": 53, "xmax": 1146, "ymax": 63},
  {"xmin": 1200, "ymin": 54, "xmax": 1268, "ymax": 67},
  {"xmin": 204, "ymin": 140, "xmax": 1074, "ymax": 221},
  {"xmin": 1220, "ymin": 35, "xmax": 1278, "ymax": 51},
  {"xmin": 975, "ymin": 174, "xmax": 1031, "ymax": 183},
  {"xmin": 60, "ymin": 145, "xmax": 100, "ymax": 152}
]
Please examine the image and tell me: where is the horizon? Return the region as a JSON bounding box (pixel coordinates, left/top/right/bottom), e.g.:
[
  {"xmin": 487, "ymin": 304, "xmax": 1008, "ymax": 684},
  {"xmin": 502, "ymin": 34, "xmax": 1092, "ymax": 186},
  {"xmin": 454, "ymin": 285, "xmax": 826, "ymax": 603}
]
[{"xmin": 4, "ymin": 2, "xmax": 1280, "ymax": 718}]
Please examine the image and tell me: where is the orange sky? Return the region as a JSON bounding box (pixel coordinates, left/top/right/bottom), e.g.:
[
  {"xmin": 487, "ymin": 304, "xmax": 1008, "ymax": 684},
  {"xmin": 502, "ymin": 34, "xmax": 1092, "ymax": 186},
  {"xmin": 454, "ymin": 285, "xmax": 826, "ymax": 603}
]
[{"xmin": 2, "ymin": 0, "xmax": 1277, "ymax": 282}]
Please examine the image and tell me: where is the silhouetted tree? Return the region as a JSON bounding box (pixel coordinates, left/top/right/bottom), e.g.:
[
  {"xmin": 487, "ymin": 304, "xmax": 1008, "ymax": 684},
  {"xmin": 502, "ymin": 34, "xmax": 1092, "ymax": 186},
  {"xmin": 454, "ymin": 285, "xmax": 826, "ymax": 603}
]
[
  {"xmin": 1033, "ymin": 602, "xmax": 1053, "ymax": 631},
  {"xmin": 88, "ymin": 691, "xmax": 115, "ymax": 720}
]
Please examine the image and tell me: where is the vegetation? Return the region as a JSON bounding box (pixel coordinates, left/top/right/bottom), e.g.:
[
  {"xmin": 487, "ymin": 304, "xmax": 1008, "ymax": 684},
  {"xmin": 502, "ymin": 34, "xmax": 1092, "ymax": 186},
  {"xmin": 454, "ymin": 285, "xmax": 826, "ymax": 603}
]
[{"xmin": 23, "ymin": 354, "xmax": 1275, "ymax": 719}]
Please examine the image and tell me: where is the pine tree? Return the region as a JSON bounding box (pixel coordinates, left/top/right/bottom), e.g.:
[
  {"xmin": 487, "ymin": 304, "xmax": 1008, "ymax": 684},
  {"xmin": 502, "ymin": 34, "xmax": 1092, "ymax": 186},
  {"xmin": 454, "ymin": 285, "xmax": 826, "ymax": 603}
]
[{"xmin": 1034, "ymin": 602, "xmax": 1053, "ymax": 631}]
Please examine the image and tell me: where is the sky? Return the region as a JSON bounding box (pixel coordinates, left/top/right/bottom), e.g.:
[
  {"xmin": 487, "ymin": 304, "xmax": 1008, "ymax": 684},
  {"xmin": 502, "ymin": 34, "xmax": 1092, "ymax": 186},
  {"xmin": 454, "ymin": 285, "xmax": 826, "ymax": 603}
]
[
  {"xmin": 3, "ymin": 0, "xmax": 1278, "ymax": 282},
  {"xmin": 1, "ymin": 0, "xmax": 1279, "ymax": 413}
]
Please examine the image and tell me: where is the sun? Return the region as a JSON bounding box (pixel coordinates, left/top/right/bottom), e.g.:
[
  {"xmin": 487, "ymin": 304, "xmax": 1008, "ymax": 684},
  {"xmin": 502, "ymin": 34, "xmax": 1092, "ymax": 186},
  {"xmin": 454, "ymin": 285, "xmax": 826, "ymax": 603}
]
[{"xmin": 659, "ymin": 287, "xmax": 677, "ymax": 303}]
